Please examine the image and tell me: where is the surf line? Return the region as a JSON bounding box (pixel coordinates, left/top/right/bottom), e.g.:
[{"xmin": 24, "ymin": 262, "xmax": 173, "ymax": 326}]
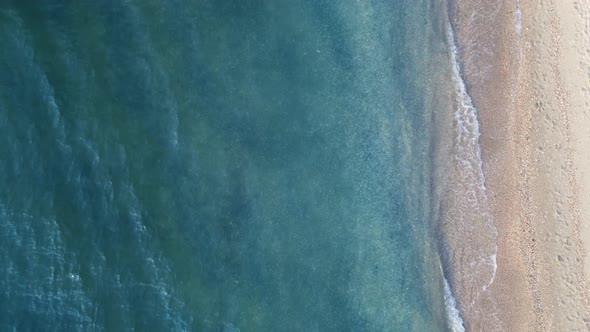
[
  {"xmin": 445, "ymin": 19, "xmax": 498, "ymax": 292},
  {"xmin": 439, "ymin": 260, "xmax": 467, "ymax": 332}
]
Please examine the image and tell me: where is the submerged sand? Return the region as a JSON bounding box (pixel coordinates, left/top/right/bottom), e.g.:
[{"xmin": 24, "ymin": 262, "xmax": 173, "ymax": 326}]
[{"xmin": 446, "ymin": 0, "xmax": 590, "ymax": 330}]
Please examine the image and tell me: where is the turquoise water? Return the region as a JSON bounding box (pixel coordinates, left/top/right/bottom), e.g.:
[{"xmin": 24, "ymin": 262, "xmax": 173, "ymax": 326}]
[{"xmin": 0, "ymin": 1, "xmax": 451, "ymax": 330}]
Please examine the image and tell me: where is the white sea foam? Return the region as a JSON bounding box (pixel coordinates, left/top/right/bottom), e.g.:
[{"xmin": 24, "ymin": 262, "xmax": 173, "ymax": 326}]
[
  {"xmin": 447, "ymin": 23, "xmax": 487, "ymax": 196},
  {"xmin": 483, "ymin": 254, "xmax": 497, "ymax": 291},
  {"xmin": 443, "ymin": 276, "xmax": 466, "ymax": 332},
  {"xmin": 438, "ymin": 260, "xmax": 466, "ymax": 332},
  {"xmin": 515, "ymin": 0, "xmax": 523, "ymax": 36},
  {"xmin": 445, "ymin": 18, "xmax": 499, "ymax": 302}
]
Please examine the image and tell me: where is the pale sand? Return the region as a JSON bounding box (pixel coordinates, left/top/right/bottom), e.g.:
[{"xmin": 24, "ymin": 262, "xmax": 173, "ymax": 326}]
[
  {"xmin": 484, "ymin": 0, "xmax": 590, "ymax": 330},
  {"xmin": 448, "ymin": 0, "xmax": 590, "ymax": 330}
]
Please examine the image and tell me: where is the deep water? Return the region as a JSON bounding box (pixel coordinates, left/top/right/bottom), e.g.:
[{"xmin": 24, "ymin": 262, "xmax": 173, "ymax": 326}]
[{"xmin": 0, "ymin": 1, "xmax": 449, "ymax": 330}]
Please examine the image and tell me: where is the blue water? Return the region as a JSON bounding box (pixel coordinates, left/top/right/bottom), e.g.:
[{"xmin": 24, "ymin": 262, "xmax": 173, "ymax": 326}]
[{"xmin": 0, "ymin": 1, "xmax": 451, "ymax": 330}]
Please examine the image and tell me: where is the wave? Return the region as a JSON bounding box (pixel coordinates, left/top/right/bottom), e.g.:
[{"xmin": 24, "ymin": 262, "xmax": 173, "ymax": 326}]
[
  {"xmin": 447, "ymin": 22, "xmax": 486, "ymax": 196},
  {"xmin": 438, "ymin": 17, "xmax": 503, "ymax": 330},
  {"xmin": 439, "ymin": 260, "xmax": 466, "ymax": 332},
  {"xmin": 443, "ymin": 276, "xmax": 466, "ymax": 332},
  {"xmin": 446, "ymin": 20, "xmax": 498, "ymax": 291}
]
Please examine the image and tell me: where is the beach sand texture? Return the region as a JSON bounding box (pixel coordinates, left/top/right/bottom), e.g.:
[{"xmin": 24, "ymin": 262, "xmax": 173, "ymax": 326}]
[
  {"xmin": 513, "ymin": 0, "xmax": 590, "ymax": 329},
  {"xmin": 449, "ymin": 0, "xmax": 590, "ymax": 330}
]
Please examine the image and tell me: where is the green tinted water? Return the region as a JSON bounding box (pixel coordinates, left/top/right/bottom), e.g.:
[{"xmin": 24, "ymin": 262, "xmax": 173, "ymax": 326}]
[{"xmin": 0, "ymin": 1, "xmax": 449, "ymax": 330}]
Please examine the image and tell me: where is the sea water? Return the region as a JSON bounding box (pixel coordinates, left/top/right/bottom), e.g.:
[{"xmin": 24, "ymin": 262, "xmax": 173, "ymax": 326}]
[{"xmin": 0, "ymin": 1, "xmax": 455, "ymax": 330}]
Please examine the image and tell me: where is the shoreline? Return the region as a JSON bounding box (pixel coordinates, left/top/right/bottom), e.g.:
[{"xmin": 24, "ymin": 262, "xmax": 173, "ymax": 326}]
[{"xmin": 449, "ymin": 0, "xmax": 590, "ymax": 330}]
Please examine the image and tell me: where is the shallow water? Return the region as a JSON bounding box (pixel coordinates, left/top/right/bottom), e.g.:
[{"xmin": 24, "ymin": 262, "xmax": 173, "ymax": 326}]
[
  {"xmin": 439, "ymin": 0, "xmax": 526, "ymax": 329},
  {"xmin": 0, "ymin": 1, "xmax": 452, "ymax": 330}
]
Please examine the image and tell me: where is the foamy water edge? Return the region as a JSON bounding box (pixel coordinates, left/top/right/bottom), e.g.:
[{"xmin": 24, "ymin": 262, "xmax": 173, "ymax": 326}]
[{"xmin": 446, "ymin": 20, "xmax": 498, "ymax": 293}]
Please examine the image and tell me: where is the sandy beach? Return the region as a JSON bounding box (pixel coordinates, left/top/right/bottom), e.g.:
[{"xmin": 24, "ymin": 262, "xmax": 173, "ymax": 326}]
[
  {"xmin": 508, "ymin": 0, "xmax": 590, "ymax": 329},
  {"xmin": 464, "ymin": 0, "xmax": 590, "ymax": 330},
  {"xmin": 447, "ymin": 0, "xmax": 590, "ymax": 330}
]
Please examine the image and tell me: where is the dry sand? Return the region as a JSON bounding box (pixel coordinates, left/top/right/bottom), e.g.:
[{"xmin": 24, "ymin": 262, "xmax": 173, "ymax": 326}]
[{"xmin": 481, "ymin": 0, "xmax": 590, "ymax": 330}]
